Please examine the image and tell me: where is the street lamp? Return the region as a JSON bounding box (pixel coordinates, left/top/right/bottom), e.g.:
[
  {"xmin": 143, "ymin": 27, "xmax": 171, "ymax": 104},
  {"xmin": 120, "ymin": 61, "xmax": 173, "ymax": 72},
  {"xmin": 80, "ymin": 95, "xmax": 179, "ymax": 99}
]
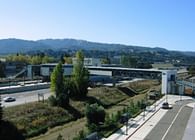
[
  {"xmin": 141, "ymin": 102, "xmax": 146, "ymax": 120},
  {"xmin": 154, "ymin": 94, "xmax": 157, "ymax": 111},
  {"xmin": 120, "ymin": 113, "xmax": 130, "ymax": 135}
]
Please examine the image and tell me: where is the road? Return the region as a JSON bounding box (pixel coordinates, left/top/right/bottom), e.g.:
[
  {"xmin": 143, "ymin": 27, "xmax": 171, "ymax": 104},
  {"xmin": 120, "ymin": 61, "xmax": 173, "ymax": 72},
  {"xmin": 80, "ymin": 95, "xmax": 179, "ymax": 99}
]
[
  {"xmin": 1, "ymin": 88, "xmax": 51, "ymax": 107},
  {"xmin": 145, "ymin": 100, "xmax": 193, "ymax": 140}
]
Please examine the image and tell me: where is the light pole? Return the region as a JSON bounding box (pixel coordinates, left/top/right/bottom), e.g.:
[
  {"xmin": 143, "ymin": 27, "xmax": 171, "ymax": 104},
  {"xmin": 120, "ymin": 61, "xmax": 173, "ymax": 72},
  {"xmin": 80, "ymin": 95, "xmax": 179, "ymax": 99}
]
[
  {"xmin": 165, "ymin": 92, "xmax": 168, "ymax": 103},
  {"xmin": 154, "ymin": 94, "xmax": 157, "ymax": 111},
  {"xmin": 180, "ymin": 85, "xmax": 182, "ymax": 101},
  {"xmin": 141, "ymin": 102, "xmax": 146, "ymax": 120}
]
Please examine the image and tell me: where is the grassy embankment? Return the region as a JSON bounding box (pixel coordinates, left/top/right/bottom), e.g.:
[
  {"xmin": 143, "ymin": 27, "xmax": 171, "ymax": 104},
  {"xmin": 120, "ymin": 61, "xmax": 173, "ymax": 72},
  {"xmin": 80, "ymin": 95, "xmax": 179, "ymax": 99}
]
[{"xmin": 3, "ymin": 80, "xmax": 160, "ymax": 140}]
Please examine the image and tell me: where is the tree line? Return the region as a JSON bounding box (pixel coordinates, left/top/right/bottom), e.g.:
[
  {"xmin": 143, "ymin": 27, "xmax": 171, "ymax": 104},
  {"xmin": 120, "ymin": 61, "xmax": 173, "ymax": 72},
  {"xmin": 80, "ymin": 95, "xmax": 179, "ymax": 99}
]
[
  {"xmin": 6, "ymin": 53, "xmax": 55, "ymax": 65},
  {"xmin": 49, "ymin": 50, "xmax": 89, "ymax": 108}
]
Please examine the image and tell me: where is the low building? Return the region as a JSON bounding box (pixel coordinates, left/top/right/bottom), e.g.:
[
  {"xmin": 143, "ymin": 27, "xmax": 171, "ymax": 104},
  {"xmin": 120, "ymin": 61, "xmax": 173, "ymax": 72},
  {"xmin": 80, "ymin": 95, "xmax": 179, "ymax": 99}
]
[
  {"xmin": 72, "ymin": 58, "xmax": 101, "ymax": 66},
  {"xmin": 152, "ymin": 63, "xmax": 175, "ymax": 70}
]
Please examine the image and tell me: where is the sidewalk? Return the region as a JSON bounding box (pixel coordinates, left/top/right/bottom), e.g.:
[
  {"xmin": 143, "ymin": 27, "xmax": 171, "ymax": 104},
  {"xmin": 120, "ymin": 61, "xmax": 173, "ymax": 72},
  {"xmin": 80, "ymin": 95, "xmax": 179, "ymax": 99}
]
[{"xmin": 105, "ymin": 95, "xmax": 193, "ymax": 140}]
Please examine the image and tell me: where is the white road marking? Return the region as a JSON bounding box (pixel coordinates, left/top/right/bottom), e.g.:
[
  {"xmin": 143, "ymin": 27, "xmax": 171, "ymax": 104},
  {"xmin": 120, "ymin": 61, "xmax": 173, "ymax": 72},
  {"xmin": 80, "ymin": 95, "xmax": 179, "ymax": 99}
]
[{"xmin": 161, "ymin": 105, "xmax": 185, "ymax": 140}]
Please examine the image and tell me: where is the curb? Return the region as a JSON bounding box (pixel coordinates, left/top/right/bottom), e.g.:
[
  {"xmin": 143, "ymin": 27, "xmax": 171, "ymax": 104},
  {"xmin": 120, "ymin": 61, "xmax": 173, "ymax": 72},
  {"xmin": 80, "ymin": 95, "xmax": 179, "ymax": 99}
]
[{"xmin": 126, "ymin": 107, "xmax": 161, "ymax": 140}]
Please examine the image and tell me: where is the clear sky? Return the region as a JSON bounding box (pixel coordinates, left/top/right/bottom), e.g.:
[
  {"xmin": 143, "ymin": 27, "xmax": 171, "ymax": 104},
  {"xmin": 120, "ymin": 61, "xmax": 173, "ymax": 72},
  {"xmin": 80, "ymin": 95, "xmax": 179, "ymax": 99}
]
[{"xmin": 0, "ymin": 0, "xmax": 195, "ymax": 51}]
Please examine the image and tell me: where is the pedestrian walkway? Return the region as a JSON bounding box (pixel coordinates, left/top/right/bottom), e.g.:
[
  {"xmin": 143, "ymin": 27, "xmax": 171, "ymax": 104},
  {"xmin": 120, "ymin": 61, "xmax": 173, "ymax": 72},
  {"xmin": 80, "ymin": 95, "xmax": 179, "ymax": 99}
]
[
  {"xmin": 105, "ymin": 95, "xmax": 194, "ymax": 140},
  {"xmin": 182, "ymin": 103, "xmax": 195, "ymax": 140}
]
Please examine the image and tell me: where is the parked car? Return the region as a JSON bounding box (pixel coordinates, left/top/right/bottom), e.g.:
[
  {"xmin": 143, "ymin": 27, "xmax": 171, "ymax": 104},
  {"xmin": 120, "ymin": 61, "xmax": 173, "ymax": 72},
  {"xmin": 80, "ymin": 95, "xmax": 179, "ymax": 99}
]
[
  {"xmin": 162, "ymin": 102, "xmax": 170, "ymax": 109},
  {"xmin": 3, "ymin": 97, "xmax": 16, "ymax": 102}
]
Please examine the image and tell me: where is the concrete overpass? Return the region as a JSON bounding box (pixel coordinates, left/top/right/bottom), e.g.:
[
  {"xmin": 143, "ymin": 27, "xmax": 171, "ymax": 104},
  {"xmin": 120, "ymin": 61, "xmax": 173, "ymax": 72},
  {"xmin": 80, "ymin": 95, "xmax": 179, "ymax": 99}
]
[
  {"xmin": 27, "ymin": 64, "xmax": 177, "ymax": 94},
  {"xmin": 87, "ymin": 66, "xmax": 162, "ymax": 78}
]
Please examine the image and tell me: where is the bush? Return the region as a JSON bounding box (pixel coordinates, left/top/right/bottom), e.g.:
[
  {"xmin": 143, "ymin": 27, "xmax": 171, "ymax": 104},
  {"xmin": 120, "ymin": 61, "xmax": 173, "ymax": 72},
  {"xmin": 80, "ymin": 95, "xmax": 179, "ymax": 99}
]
[
  {"xmin": 87, "ymin": 123, "xmax": 99, "ymax": 133},
  {"xmin": 128, "ymin": 101, "xmax": 140, "ymax": 115},
  {"xmin": 48, "ymin": 95, "xmax": 57, "ymax": 106},
  {"xmin": 26, "ymin": 126, "xmax": 48, "ymax": 138},
  {"xmin": 49, "ymin": 94, "xmax": 69, "ymax": 108},
  {"xmin": 4, "ymin": 102, "xmax": 73, "ymax": 138},
  {"xmin": 114, "ymin": 110, "xmax": 122, "ymax": 122},
  {"xmin": 0, "ymin": 120, "xmax": 25, "ymax": 140},
  {"xmin": 56, "ymin": 93, "xmax": 69, "ymax": 108},
  {"xmin": 86, "ymin": 103, "xmax": 105, "ymax": 125},
  {"xmin": 104, "ymin": 114, "xmax": 117, "ymax": 129}
]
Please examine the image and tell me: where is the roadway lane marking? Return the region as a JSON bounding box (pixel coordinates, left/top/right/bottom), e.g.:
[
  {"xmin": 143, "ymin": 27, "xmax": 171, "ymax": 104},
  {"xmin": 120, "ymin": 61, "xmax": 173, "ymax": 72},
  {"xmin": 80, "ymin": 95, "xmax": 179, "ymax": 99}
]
[{"xmin": 161, "ymin": 105, "xmax": 185, "ymax": 140}]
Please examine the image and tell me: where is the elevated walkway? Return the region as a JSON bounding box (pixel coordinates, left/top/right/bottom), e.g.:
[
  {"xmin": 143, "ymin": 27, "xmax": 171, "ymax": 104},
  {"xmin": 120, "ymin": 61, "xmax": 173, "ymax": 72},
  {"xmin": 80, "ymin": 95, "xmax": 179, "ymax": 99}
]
[{"xmin": 8, "ymin": 68, "xmax": 27, "ymax": 79}]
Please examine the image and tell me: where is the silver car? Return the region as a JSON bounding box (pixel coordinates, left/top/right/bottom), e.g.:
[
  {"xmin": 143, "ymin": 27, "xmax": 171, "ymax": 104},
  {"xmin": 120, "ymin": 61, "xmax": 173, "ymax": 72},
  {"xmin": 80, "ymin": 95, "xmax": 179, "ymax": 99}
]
[{"xmin": 3, "ymin": 97, "xmax": 16, "ymax": 102}]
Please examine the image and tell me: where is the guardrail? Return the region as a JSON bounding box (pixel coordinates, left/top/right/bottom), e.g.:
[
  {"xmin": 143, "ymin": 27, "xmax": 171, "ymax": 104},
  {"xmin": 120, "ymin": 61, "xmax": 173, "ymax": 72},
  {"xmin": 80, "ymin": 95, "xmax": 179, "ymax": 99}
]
[
  {"xmin": 177, "ymin": 80, "xmax": 195, "ymax": 88},
  {"xmin": 0, "ymin": 83, "xmax": 50, "ymax": 94}
]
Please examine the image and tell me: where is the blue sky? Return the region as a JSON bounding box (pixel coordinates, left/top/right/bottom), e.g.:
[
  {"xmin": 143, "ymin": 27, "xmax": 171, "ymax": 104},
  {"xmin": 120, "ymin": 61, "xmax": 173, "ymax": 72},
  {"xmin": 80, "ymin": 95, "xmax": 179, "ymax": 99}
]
[{"xmin": 0, "ymin": 0, "xmax": 195, "ymax": 51}]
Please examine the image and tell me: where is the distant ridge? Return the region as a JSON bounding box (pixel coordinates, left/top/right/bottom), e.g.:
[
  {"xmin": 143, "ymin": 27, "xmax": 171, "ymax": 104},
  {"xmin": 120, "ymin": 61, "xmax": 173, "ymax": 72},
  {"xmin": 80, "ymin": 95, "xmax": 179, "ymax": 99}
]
[
  {"xmin": 0, "ymin": 38, "xmax": 50, "ymax": 54},
  {"xmin": 0, "ymin": 38, "xmax": 170, "ymax": 54},
  {"xmin": 0, "ymin": 38, "xmax": 194, "ymax": 57}
]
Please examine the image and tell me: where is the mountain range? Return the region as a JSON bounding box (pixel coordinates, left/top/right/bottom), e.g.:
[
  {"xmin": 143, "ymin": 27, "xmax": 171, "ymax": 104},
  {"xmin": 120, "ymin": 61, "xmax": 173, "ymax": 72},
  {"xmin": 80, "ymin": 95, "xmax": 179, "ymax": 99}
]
[{"xmin": 0, "ymin": 38, "xmax": 194, "ymax": 56}]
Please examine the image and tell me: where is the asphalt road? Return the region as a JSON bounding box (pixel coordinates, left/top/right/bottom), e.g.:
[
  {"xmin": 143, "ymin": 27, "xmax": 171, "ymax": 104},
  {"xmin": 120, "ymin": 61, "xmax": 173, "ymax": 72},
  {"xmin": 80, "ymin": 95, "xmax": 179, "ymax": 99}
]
[
  {"xmin": 1, "ymin": 88, "xmax": 51, "ymax": 107},
  {"xmin": 145, "ymin": 100, "xmax": 193, "ymax": 140}
]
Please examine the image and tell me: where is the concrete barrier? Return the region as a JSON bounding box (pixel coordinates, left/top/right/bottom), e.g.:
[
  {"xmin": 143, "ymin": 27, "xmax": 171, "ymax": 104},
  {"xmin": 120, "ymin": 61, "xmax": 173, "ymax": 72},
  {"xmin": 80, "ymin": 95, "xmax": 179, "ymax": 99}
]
[{"xmin": 0, "ymin": 83, "xmax": 50, "ymax": 94}]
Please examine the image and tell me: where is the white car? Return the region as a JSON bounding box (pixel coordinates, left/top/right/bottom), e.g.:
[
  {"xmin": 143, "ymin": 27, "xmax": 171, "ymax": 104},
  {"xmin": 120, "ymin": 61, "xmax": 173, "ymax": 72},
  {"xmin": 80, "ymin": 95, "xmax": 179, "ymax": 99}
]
[{"xmin": 3, "ymin": 97, "xmax": 16, "ymax": 102}]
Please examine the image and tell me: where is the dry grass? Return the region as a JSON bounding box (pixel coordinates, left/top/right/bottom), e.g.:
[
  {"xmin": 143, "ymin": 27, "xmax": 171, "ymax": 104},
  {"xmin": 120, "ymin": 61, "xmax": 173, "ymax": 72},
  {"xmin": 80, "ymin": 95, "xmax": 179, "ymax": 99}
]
[{"xmin": 5, "ymin": 79, "xmax": 160, "ymax": 140}]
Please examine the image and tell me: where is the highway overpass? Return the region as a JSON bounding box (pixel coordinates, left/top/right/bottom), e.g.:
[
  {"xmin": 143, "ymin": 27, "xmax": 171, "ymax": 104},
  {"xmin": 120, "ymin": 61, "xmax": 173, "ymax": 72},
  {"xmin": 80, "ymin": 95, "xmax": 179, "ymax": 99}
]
[{"xmin": 26, "ymin": 64, "xmax": 177, "ymax": 94}]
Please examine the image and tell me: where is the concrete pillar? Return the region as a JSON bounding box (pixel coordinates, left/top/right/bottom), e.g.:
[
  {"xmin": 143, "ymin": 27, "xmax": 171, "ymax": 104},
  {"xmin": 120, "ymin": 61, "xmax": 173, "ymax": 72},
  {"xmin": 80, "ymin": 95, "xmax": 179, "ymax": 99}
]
[
  {"xmin": 27, "ymin": 65, "xmax": 33, "ymax": 79},
  {"xmin": 112, "ymin": 77, "xmax": 116, "ymax": 87}
]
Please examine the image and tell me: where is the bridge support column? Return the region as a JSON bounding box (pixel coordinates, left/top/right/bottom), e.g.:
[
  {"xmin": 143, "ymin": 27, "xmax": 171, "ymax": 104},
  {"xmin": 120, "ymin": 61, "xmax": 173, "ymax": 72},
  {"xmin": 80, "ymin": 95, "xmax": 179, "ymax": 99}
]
[{"xmin": 112, "ymin": 77, "xmax": 116, "ymax": 87}]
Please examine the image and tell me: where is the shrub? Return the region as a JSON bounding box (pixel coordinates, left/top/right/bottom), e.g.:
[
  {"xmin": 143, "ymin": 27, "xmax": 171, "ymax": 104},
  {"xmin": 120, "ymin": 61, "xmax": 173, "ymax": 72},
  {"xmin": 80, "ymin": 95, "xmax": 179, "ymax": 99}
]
[
  {"xmin": 4, "ymin": 102, "xmax": 73, "ymax": 138},
  {"xmin": 86, "ymin": 103, "xmax": 105, "ymax": 125},
  {"xmin": 26, "ymin": 126, "xmax": 47, "ymax": 138},
  {"xmin": 104, "ymin": 114, "xmax": 117, "ymax": 129},
  {"xmin": 0, "ymin": 120, "xmax": 25, "ymax": 140},
  {"xmin": 56, "ymin": 93, "xmax": 69, "ymax": 108},
  {"xmin": 48, "ymin": 95, "xmax": 57, "ymax": 106},
  {"xmin": 87, "ymin": 123, "xmax": 99, "ymax": 133},
  {"xmin": 49, "ymin": 94, "xmax": 69, "ymax": 108},
  {"xmin": 114, "ymin": 110, "xmax": 122, "ymax": 122}
]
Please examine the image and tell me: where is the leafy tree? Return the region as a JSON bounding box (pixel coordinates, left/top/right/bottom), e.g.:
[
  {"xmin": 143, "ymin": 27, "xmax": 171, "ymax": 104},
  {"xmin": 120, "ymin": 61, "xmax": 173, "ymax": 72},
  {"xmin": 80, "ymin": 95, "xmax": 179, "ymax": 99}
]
[
  {"xmin": 137, "ymin": 62, "xmax": 152, "ymax": 69},
  {"xmin": 6, "ymin": 54, "xmax": 29, "ymax": 64},
  {"xmin": 30, "ymin": 56, "xmax": 42, "ymax": 65},
  {"xmin": 60, "ymin": 54, "xmax": 65, "ymax": 64},
  {"xmin": 0, "ymin": 61, "xmax": 5, "ymax": 78},
  {"xmin": 71, "ymin": 50, "xmax": 89, "ymax": 98},
  {"xmin": 86, "ymin": 103, "xmax": 106, "ymax": 125},
  {"xmin": 6, "ymin": 54, "xmax": 54, "ymax": 65},
  {"xmin": 0, "ymin": 96, "xmax": 3, "ymax": 123},
  {"xmin": 121, "ymin": 55, "xmax": 137, "ymax": 68},
  {"xmin": 101, "ymin": 57, "xmax": 110, "ymax": 64},
  {"xmin": 42, "ymin": 56, "xmax": 54, "ymax": 64},
  {"xmin": 51, "ymin": 62, "xmax": 64, "ymax": 96},
  {"xmin": 0, "ymin": 121, "xmax": 25, "ymax": 140},
  {"xmin": 64, "ymin": 56, "xmax": 72, "ymax": 64},
  {"xmin": 189, "ymin": 65, "xmax": 195, "ymax": 76},
  {"xmin": 0, "ymin": 96, "xmax": 25, "ymax": 139},
  {"xmin": 50, "ymin": 62, "xmax": 69, "ymax": 107}
]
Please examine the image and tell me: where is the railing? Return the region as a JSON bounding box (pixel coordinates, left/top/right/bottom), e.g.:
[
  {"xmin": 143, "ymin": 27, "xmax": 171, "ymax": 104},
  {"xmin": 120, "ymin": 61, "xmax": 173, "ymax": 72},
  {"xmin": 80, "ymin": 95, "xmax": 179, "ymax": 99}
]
[{"xmin": 176, "ymin": 80, "xmax": 195, "ymax": 88}]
